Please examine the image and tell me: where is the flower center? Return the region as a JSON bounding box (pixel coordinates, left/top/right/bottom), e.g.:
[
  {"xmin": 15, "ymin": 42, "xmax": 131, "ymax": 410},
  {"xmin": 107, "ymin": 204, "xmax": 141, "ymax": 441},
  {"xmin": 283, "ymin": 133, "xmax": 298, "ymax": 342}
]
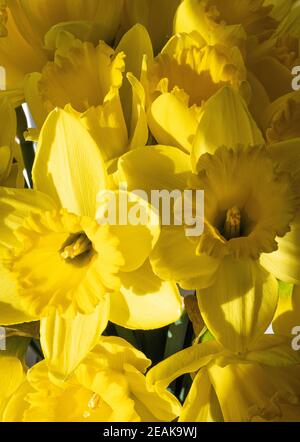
[
  {"xmin": 60, "ymin": 233, "xmax": 93, "ymax": 262},
  {"xmin": 223, "ymin": 206, "xmax": 241, "ymax": 240}
]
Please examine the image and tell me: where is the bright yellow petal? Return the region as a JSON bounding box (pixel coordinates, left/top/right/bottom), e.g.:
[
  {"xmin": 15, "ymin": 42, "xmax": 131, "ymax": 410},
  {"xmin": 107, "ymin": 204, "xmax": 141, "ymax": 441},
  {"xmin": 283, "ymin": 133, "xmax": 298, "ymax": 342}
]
[
  {"xmin": 40, "ymin": 296, "xmax": 110, "ymax": 381},
  {"xmin": 109, "ymin": 260, "xmax": 183, "ymax": 329},
  {"xmin": 191, "ymin": 86, "xmax": 264, "ymax": 172},
  {"xmin": 0, "ymin": 8, "xmax": 46, "ymax": 89},
  {"xmin": 117, "ymin": 145, "xmax": 191, "ymax": 191},
  {"xmin": 261, "ymin": 211, "xmax": 300, "ymax": 284},
  {"xmin": 96, "ymin": 190, "xmax": 160, "ymax": 272},
  {"xmin": 273, "ymin": 284, "xmax": 300, "ymax": 336},
  {"xmin": 127, "ymin": 73, "xmax": 149, "ymax": 149},
  {"xmin": 150, "ymin": 227, "xmax": 220, "ymax": 289},
  {"xmin": 116, "ymin": 24, "xmax": 153, "ymax": 127},
  {"xmin": 197, "ymin": 256, "xmax": 279, "ymax": 353},
  {"xmin": 125, "ymin": 364, "xmax": 181, "ymax": 422},
  {"xmin": 179, "ymin": 368, "xmax": 223, "ymax": 422},
  {"xmin": 149, "ymin": 92, "xmax": 198, "ymax": 153},
  {"xmin": 33, "ymin": 108, "xmax": 107, "ymax": 217},
  {"xmin": 147, "ymin": 340, "xmax": 222, "ymax": 390},
  {"xmin": 0, "ymin": 357, "xmax": 24, "ymax": 415}
]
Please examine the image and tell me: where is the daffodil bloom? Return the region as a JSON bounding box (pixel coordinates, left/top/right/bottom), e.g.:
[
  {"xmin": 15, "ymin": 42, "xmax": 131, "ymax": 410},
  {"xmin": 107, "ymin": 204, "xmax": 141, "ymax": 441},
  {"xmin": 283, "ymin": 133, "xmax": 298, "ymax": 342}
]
[
  {"xmin": 142, "ymin": 34, "xmax": 249, "ymax": 153},
  {"xmin": 117, "ymin": 86, "xmax": 300, "ymax": 352},
  {"xmin": 122, "ymin": 0, "xmax": 181, "ymax": 54},
  {"xmin": 147, "ymin": 335, "xmax": 300, "ymax": 422},
  {"xmin": 174, "ymin": 0, "xmax": 288, "ymax": 52},
  {"xmin": 0, "ymin": 96, "xmax": 23, "ymax": 187},
  {"xmin": 1, "ymin": 336, "xmax": 181, "ymax": 422},
  {"xmin": 0, "ymin": 108, "xmax": 182, "ymax": 379},
  {"xmin": 24, "ymin": 30, "xmax": 151, "ymax": 159},
  {"xmin": 0, "ymin": 0, "xmax": 124, "ymax": 89}
]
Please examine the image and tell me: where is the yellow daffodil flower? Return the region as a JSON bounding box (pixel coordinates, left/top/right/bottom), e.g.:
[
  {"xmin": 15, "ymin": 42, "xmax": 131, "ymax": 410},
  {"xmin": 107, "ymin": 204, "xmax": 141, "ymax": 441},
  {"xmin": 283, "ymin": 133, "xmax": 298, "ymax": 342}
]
[
  {"xmin": 142, "ymin": 34, "xmax": 249, "ymax": 153},
  {"xmin": 1, "ymin": 336, "xmax": 181, "ymax": 422},
  {"xmin": 117, "ymin": 86, "xmax": 300, "ymax": 353},
  {"xmin": 0, "ymin": 96, "xmax": 23, "ymax": 187},
  {"xmin": 0, "ymin": 108, "xmax": 182, "ymax": 379},
  {"xmin": 0, "ymin": 0, "xmax": 125, "ymax": 89},
  {"xmin": 24, "ymin": 30, "xmax": 151, "ymax": 159},
  {"xmin": 147, "ymin": 335, "xmax": 300, "ymax": 422}
]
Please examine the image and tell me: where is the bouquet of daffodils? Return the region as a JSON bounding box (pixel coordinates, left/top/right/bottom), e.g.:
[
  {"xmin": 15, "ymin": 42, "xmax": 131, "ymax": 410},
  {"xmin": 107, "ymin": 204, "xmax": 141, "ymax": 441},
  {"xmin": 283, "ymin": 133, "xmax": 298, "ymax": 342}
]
[{"xmin": 0, "ymin": 0, "xmax": 300, "ymax": 422}]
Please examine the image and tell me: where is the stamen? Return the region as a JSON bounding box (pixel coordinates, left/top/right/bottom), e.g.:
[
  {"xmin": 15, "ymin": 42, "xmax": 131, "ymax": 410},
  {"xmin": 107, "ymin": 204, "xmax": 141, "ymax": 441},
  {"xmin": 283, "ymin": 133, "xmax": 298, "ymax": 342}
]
[
  {"xmin": 224, "ymin": 206, "xmax": 241, "ymax": 240},
  {"xmin": 61, "ymin": 233, "xmax": 92, "ymax": 260}
]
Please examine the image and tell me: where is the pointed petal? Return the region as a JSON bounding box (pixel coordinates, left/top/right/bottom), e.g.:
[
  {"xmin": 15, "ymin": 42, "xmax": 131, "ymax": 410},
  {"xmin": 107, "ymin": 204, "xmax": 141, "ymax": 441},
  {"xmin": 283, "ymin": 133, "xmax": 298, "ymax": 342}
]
[
  {"xmin": 149, "ymin": 93, "xmax": 198, "ymax": 153},
  {"xmin": 109, "ymin": 260, "xmax": 183, "ymax": 330},
  {"xmin": 33, "ymin": 108, "xmax": 107, "ymax": 217},
  {"xmin": 147, "ymin": 341, "xmax": 222, "ymax": 390},
  {"xmin": 197, "ymin": 257, "xmax": 279, "ymax": 353},
  {"xmin": 191, "ymin": 86, "xmax": 264, "ymax": 172},
  {"xmin": 179, "ymin": 368, "xmax": 223, "ymax": 422},
  {"xmin": 40, "ymin": 296, "xmax": 109, "ymax": 381},
  {"xmin": 127, "ymin": 73, "xmax": 148, "ymax": 149},
  {"xmin": 116, "ymin": 24, "xmax": 153, "ymax": 127}
]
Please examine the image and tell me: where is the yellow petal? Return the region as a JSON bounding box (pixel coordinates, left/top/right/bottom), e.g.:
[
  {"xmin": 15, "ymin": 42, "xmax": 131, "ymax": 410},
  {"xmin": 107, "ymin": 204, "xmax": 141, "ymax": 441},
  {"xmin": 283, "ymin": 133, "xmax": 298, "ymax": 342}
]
[
  {"xmin": 191, "ymin": 86, "xmax": 264, "ymax": 172},
  {"xmin": 33, "ymin": 108, "xmax": 107, "ymax": 217},
  {"xmin": 197, "ymin": 256, "xmax": 279, "ymax": 353},
  {"xmin": 0, "ymin": 356, "xmax": 24, "ymax": 414},
  {"xmin": 40, "ymin": 296, "xmax": 110, "ymax": 381},
  {"xmin": 125, "ymin": 365, "xmax": 181, "ymax": 422},
  {"xmin": 0, "ymin": 187, "xmax": 57, "ymax": 248},
  {"xmin": 273, "ymin": 284, "xmax": 300, "ymax": 336},
  {"xmin": 8, "ymin": 0, "xmax": 124, "ymax": 48},
  {"xmin": 0, "ymin": 97, "xmax": 16, "ymax": 148},
  {"xmin": 148, "ymin": 92, "xmax": 198, "ymax": 153},
  {"xmin": 71, "ymin": 92, "xmax": 128, "ymax": 162},
  {"xmin": 179, "ymin": 368, "xmax": 223, "ymax": 422},
  {"xmin": 117, "ymin": 145, "xmax": 191, "ymax": 191},
  {"xmin": 116, "ymin": 24, "xmax": 153, "ymax": 127},
  {"xmin": 0, "ymin": 8, "xmax": 46, "ymax": 89},
  {"xmin": 150, "ymin": 227, "xmax": 220, "ymax": 289},
  {"xmin": 0, "ymin": 261, "xmax": 36, "ymax": 325},
  {"xmin": 109, "ymin": 260, "xmax": 183, "ymax": 329},
  {"xmin": 96, "ymin": 190, "xmax": 160, "ymax": 272},
  {"xmin": 127, "ymin": 73, "xmax": 148, "ymax": 149},
  {"xmin": 147, "ymin": 340, "xmax": 222, "ymax": 390},
  {"xmin": 261, "ymin": 211, "xmax": 300, "ymax": 284}
]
